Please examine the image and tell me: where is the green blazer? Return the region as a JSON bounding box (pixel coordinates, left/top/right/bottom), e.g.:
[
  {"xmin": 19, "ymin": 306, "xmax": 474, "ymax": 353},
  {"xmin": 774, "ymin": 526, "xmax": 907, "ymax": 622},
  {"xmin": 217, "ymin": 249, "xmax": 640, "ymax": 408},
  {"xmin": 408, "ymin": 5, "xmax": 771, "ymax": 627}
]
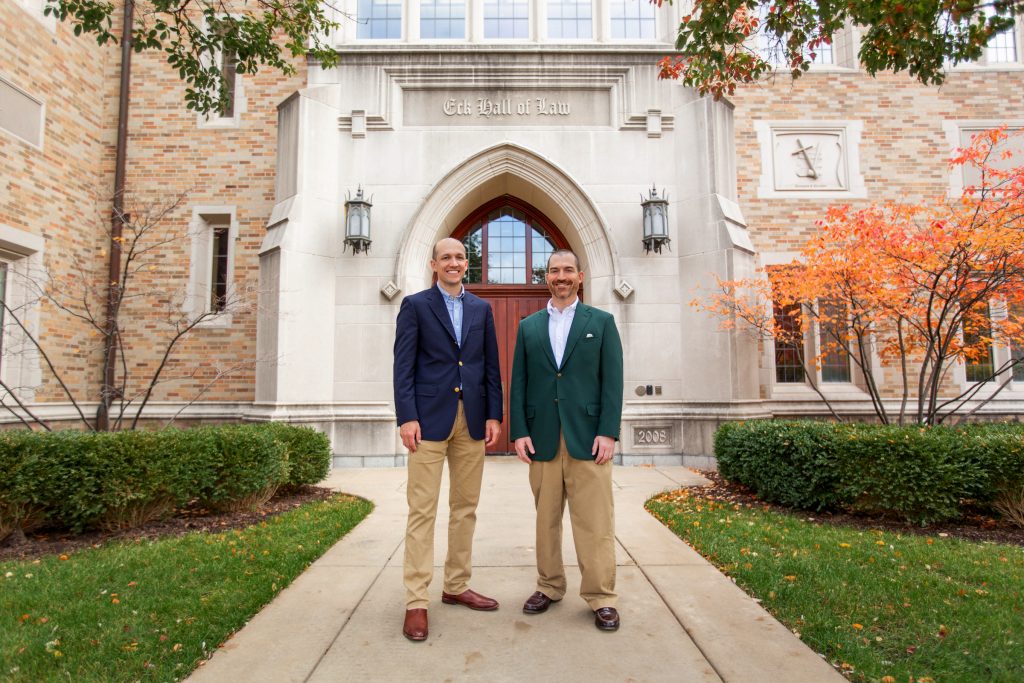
[{"xmin": 509, "ymin": 303, "xmax": 623, "ymax": 461}]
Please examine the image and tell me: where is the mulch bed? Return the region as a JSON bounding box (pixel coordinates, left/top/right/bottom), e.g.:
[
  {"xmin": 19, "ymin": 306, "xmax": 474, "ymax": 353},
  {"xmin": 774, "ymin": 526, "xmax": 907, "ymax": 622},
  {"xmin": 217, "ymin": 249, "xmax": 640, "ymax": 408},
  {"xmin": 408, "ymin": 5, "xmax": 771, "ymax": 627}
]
[
  {"xmin": 689, "ymin": 470, "xmax": 1024, "ymax": 548},
  {"xmin": 0, "ymin": 486, "xmax": 337, "ymax": 563}
]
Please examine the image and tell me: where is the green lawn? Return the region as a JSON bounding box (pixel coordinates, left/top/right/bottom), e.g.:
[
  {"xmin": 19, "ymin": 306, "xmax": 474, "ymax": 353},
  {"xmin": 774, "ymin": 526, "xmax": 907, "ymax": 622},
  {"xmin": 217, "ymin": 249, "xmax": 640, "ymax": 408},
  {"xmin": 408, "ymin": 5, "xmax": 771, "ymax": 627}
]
[
  {"xmin": 1, "ymin": 493, "xmax": 372, "ymax": 682},
  {"xmin": 647, "ymin": 489, "xmax": 1024, "ymax": 683}
]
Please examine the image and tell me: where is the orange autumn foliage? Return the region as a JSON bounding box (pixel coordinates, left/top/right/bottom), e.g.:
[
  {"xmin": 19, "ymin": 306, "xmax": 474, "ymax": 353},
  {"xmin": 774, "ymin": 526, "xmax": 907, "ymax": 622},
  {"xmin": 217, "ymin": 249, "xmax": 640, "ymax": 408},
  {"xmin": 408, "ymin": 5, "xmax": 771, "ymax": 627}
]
[{"xmin": 693, "ymin": 127, "xmax": 1024, "ymax": 425}]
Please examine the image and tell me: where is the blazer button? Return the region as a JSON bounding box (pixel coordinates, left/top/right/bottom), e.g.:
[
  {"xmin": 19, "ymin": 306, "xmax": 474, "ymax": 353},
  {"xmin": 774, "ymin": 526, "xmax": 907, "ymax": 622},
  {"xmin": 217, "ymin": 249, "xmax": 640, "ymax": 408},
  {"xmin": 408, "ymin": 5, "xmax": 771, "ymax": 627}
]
[
  {"xmin": 554, "ymin": 398, "xmax": 559, "ymax": 403},
  {"xmin": 556, "ymin": 372, "xmax": 562, "ymax": 378},
  {"xmin": 458, "ymin": 361, "xmax": 464, "ymax": 366},
  {"xmin": 454, "ymin": 387, "xmax": 461, "ymax": 393}
]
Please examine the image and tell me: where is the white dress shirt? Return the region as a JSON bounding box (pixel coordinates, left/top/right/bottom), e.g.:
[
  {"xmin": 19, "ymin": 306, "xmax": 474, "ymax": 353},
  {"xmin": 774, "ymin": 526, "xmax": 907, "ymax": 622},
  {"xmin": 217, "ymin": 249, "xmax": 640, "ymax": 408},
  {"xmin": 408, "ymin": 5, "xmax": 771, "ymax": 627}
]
[{"xmin": 547, "ymin": 297, "xmax": 579, "ymax": 369}]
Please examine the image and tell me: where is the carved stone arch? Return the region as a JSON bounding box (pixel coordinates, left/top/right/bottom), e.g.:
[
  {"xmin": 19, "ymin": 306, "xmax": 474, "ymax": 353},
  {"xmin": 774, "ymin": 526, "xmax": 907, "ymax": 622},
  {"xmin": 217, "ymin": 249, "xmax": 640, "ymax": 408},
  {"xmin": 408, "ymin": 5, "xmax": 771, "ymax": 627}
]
[{"xmin": 393, "ymin": 142, "xmax": 624, "ymax": 305}]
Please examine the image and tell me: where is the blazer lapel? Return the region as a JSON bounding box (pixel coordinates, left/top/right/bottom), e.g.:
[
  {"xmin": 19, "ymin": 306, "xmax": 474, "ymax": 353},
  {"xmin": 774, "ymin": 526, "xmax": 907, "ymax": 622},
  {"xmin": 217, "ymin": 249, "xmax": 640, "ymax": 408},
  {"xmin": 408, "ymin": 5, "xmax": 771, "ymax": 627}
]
[
  {"xmin": 559, "ymin": 304, "xmax": 592, "ymax": 369},
  {"xmin": 427, "ymin": 288, "xmax": 458, "ymax": 342},
  {"xmin": 532, "ymin": 309, "xmax": 558, "ymax": 370},
  {"xmin": 460, "ymin": 297, "xmax": 479, "ymax": 347}
]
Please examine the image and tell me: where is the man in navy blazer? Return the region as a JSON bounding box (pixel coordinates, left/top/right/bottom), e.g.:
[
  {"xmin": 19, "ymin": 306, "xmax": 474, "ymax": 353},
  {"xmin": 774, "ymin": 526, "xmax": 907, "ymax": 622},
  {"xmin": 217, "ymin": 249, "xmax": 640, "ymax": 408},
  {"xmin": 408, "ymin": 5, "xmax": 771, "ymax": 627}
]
[{"xmin": 393, "ymin": 237, "xmax": 503, "ymax": 642}]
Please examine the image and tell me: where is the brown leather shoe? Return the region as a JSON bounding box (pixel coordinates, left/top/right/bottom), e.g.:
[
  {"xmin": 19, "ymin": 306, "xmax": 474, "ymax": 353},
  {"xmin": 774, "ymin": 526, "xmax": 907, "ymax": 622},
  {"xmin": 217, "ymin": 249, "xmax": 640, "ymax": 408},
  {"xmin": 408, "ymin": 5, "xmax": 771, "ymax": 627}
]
[
  {"xmin": 522, "ymin": 591, "xmax": 560, "ymax": 614},
  {"xmin": 441, "ymin": 589, "xmax": 499, "ymax": 611},
  {"xmin": 594, "ymin": 606, "xmax": 620, "ymax": 631},
  {"xmin": 403, "ymin": 608, "xmax": 428, "ymax": 641}
]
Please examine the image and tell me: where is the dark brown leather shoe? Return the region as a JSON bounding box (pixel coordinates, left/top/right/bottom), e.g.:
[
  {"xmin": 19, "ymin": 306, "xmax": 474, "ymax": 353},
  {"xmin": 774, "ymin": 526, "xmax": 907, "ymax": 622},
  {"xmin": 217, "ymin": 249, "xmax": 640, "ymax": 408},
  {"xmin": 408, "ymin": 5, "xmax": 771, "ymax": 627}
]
[
  {"xmin": 522, "ymin": 591, "xmax": 560, "ymax": 614},
  {"xmin": 403, "ymin": 608, "xmax": 428, "ymax": 641},
  {"xmin": 441, "ymin": 589, "xmax": 499, "ymax": 611},
  {"xmin": 594, "ymin": 606, "xmax": 620, "ymax": 631}
]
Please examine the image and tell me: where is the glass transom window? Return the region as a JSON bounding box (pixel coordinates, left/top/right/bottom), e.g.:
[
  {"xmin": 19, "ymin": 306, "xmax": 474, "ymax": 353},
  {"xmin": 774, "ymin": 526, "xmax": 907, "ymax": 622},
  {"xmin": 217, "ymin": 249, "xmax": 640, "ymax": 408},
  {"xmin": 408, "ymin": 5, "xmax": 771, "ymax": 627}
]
[
  {"xmin": 357, "ymin": 0, "xmax": 402, "ymax": 39},
  {"xmin": 610, "ymin": 0, "xmax": 655, "ymax": 39},
  {"xmin": 484, "ymin": 0, "xmax": 529, "ymax": 39},
  {"xmin": 462, "ymin": 206, "xmax": 557, "ymax": 284},
  {"xmin": 548, "ymin": 0, "xmax": 592, "ymax": 39},
  {"xmin": 421, "ymin": 0, "xmax": 466, "ymax": 38}
]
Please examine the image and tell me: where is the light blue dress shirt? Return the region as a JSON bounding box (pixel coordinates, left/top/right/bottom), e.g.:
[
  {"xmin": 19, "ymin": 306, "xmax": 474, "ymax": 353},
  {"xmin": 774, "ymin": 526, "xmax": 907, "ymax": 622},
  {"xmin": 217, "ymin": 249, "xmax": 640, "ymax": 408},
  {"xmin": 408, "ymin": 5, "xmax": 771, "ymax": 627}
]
[{"xmin": 438, "ymin": 283, "xmax": 465, "ymax": 347}]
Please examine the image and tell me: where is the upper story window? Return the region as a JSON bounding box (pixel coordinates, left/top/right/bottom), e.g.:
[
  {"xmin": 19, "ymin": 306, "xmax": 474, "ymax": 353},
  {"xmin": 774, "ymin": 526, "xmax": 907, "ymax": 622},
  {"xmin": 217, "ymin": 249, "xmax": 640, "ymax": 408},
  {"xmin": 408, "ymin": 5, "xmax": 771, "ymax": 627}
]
[
  {"xmin": 217, "ymin": 49, "xmax": 238, "ymax": 118},
  {"xmin": 548, "ymin": 0, "xmax": 592, "ymax": 39},
  {"xmin": 610, "ymin": 0, "xmax": 656, "ymax": 39},
  {"xmin": 358, "ymin": 0, "xmax": 402, "ymax": 39},
  {"xmin": 756, "ymin": 5, "xmax": 834, "ymax": 66},
  {"xmin": 421, "ymin": 0, "xmax": 466, "ymax": 38},
  {"xmin": 484, "ymin": 0, "xmax": 529, "ymax": 38},
  {"xmin": 986, "ymin": 20, "xmax": 1018, "ymax": 63},
  {"xmin": 944, "ymin": 11, "xmax": 1023, "ymax": 67}
]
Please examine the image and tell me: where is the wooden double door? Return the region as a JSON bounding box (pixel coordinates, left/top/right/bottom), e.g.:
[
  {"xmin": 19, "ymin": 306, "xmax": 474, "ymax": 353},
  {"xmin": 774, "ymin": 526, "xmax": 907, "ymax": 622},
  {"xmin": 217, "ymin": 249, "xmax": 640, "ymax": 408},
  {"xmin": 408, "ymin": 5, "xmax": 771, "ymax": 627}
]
[
  {"xmin": 453, "ymin": 195, "xmax": 572, "ymax": 454},
  {"xmin": 468, "ymin": 288, "xmax": 549, "ymax": 453}
]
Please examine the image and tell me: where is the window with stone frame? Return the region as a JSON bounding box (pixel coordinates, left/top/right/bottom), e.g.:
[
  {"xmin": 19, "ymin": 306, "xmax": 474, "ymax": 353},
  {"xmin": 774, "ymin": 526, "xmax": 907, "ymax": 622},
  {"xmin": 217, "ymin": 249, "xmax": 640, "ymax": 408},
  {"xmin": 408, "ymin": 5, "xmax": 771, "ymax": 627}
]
[
  {"xmin": 421, "ymin": 0, "xmax": 466, "ymax": 38},
  {"xmin": 548, "ymin": 0, "xmax": 593, "ymax": 39},
  {"xmin": 358, "ymin": 0, "xmax": 403, "ymax": 38},
  {"xmin": 609, "ymin": 0, "xmax": 656, "ymax": 40},
  {"xmin": 188, "ymin": 209, "xmax": 237, "ymax": 324},
  {"xmin": 216, "ymin": 48, "xmax": 238, "ymax": 118},
  {"xmin": 198, "ymin": 22, "xmax": 246, "ymax": 128}
]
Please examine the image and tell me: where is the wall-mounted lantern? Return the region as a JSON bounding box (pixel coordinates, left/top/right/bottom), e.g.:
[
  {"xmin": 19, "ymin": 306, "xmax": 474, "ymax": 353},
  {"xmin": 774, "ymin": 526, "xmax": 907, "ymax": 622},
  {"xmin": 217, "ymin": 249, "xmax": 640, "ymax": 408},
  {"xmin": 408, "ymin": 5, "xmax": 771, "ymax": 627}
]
[
  {"xmin": 344, "ymin": 186, "xmax": 372, "ymax": 254},
  {"xmin": 641, "ymin": 185, "xmax": 670, "ymax": 254}
]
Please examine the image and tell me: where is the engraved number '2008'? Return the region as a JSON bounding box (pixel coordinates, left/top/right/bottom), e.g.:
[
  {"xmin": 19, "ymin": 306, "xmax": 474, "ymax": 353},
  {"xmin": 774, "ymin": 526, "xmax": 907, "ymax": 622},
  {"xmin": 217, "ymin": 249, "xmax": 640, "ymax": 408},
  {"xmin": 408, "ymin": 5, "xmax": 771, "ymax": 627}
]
[{"xmin": 636, "ymin": 428, "xmax": 668, "ymax": 445}]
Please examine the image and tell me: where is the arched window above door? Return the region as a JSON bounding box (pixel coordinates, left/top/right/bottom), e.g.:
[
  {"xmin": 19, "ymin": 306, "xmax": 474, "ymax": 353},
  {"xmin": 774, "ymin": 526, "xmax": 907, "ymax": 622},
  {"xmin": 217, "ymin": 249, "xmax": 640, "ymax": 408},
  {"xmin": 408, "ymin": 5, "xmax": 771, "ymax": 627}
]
[{"xmin": 461, "ymin": 204, "xmax": 558, "ymax": 284}]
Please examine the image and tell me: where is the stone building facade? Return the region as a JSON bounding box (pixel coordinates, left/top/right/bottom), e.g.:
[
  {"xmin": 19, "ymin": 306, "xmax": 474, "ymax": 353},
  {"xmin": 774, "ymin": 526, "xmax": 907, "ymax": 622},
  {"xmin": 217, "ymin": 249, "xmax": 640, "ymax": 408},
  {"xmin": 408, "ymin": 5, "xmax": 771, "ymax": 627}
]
[{"xmin": 2, "ymin": 0, "xmax": 1023, "ymax": 465}]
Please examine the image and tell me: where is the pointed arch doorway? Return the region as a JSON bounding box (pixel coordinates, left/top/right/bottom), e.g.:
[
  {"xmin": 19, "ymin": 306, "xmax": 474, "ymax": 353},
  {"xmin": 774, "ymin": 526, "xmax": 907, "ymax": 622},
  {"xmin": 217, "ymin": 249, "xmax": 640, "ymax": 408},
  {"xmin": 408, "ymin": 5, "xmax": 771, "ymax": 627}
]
[{"xmin": 451, "ymin": 195, "xmax": 575, "ymax": 454}]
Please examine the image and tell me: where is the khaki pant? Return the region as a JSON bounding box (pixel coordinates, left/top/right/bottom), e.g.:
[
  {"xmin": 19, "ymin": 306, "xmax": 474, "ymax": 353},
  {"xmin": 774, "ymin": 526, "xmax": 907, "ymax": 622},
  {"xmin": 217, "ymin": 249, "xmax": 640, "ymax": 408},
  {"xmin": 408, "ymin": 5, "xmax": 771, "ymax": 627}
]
[
  {"xmin": 529, "ymin": 434, "xmax": 616, "ymax": 610},
  {"xmin": 404, "ymin": 401, "xmax": 485, "ymax": 609}
]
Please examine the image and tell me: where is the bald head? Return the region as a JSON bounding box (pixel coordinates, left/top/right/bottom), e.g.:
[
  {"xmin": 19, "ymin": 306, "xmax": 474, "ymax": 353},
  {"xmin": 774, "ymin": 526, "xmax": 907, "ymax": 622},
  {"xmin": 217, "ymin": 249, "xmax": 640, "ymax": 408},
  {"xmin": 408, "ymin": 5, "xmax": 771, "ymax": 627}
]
[{"xmin": 433, "ymin": 237, "xmax": 465, "ymax": 260}]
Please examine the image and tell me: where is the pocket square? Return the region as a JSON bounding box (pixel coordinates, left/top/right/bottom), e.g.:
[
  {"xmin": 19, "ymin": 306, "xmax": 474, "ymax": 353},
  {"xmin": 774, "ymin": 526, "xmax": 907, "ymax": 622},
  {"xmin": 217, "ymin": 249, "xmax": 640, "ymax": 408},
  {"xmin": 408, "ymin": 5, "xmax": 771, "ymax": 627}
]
[{"xmin": 585, "ymin": 333, "xmax": 594, "ymax": 338}]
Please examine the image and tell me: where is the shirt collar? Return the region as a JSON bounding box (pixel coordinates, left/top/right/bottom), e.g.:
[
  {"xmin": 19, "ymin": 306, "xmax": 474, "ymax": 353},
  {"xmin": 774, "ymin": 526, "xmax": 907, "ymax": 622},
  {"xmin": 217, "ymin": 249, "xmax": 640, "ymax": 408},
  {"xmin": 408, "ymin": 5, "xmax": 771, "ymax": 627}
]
[
  {"xmin": 436, "ymin": 283, "xmax": 465, "ymax": 301},
  {"xmin": 547, "ymin": 297, "xmax": 579, "ymax": 316}
]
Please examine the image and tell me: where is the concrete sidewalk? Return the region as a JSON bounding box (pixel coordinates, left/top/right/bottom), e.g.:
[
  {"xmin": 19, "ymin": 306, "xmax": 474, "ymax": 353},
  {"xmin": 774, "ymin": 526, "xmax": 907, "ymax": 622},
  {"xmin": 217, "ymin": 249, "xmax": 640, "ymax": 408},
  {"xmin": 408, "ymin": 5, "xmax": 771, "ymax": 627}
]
[{"xmin": 187, "ymin": 459, "xmax": 842, "ymax": 682}]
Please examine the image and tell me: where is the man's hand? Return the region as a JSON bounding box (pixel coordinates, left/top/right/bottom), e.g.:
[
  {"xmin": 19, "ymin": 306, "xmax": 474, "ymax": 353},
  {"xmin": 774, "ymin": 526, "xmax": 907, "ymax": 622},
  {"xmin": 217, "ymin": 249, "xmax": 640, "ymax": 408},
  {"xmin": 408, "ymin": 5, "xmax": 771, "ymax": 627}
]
[
  {"xmin": 400, "ymin": 420, "xmax": 422, "ymax": 453},
  {"xmin": 484, "ymin": 419, "xmax": 501, "ymax": 447},
  {"xmin": 514, "ymin": 436, "xmax": 535, "ymax": 464},
  {"xmin": 592, "ymin": 435, "xmax": 615, "ymax": 465}
]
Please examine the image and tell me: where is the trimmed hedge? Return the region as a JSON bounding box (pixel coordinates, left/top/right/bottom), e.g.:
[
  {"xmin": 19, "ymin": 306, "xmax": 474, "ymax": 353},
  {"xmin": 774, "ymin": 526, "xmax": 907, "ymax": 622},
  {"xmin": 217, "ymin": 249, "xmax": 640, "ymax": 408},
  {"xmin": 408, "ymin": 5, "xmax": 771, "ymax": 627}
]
[
  {"xmin": 715, "ymin": 420, "xmax": 1024, "ymax": 525},
  {"xmin": 261, "ymin": 422, "xmax": 332, "ymax": 491},
  {"xmin": 0, "ymin": 422, "xmax": 333, "ymax": 541}
]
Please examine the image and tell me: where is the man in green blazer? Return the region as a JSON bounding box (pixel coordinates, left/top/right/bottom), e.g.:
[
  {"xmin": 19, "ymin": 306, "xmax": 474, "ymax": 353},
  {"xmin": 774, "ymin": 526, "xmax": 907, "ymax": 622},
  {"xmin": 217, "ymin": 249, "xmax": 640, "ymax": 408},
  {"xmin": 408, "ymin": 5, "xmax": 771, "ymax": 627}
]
[{"xmin": 509, "ymin": 248, "xmax": 624, "ymax": 631}]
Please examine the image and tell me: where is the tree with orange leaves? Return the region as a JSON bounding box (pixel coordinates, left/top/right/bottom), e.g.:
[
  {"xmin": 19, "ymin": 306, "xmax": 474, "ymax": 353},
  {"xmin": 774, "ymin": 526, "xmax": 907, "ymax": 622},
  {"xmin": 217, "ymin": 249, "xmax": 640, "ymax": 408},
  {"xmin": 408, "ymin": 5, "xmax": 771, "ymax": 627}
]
[{"xmin": 693, "ymin": 127, "xmax": 1024, "ymax": 425}]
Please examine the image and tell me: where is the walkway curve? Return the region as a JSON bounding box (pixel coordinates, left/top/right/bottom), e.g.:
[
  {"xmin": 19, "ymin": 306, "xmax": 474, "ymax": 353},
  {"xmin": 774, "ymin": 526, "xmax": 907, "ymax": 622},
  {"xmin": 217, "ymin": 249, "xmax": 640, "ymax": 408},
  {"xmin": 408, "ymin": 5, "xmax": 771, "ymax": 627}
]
[{"xmin": 187, "ymin": 460, "xmax": 842, "ymax": 683}]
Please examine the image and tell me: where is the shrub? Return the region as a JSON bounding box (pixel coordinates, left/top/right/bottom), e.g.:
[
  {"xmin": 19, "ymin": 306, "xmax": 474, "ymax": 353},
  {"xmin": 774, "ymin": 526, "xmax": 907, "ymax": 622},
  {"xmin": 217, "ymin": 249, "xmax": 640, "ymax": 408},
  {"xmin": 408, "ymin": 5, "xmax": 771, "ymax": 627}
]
[
  {"xmin": 198, "ymin": 425, "xmax": 290, "ymax": 512},
  {"xmin": 714, "ymin": 420, "xmax": 1024, "ymax": 525},
  {"xmin": 260, "ymin": 423, "xmax": 332, "ymax": 490},
  {"xmin": 0, "ymin": 424, "xmax": 307, "ymax": 539},
  {"xmin": 0, "ymin": 430, "xmax": 51, "ymax": 543},
  {"xmin": 715, "ymin": 420, "xmax": 845, "ymax": 511},
  {"xmin": 836, "ymin": 425, "xmax": 984, "ymax": 525}
]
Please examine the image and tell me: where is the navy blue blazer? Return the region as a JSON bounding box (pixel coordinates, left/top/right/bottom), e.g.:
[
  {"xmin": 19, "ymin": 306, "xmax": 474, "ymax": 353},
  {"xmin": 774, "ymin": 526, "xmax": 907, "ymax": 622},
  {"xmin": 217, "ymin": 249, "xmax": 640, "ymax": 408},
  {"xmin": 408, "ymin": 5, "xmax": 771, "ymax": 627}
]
[{"xmin": 393, "ymin": 286, "xmax": 503, "ymax": 442}]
